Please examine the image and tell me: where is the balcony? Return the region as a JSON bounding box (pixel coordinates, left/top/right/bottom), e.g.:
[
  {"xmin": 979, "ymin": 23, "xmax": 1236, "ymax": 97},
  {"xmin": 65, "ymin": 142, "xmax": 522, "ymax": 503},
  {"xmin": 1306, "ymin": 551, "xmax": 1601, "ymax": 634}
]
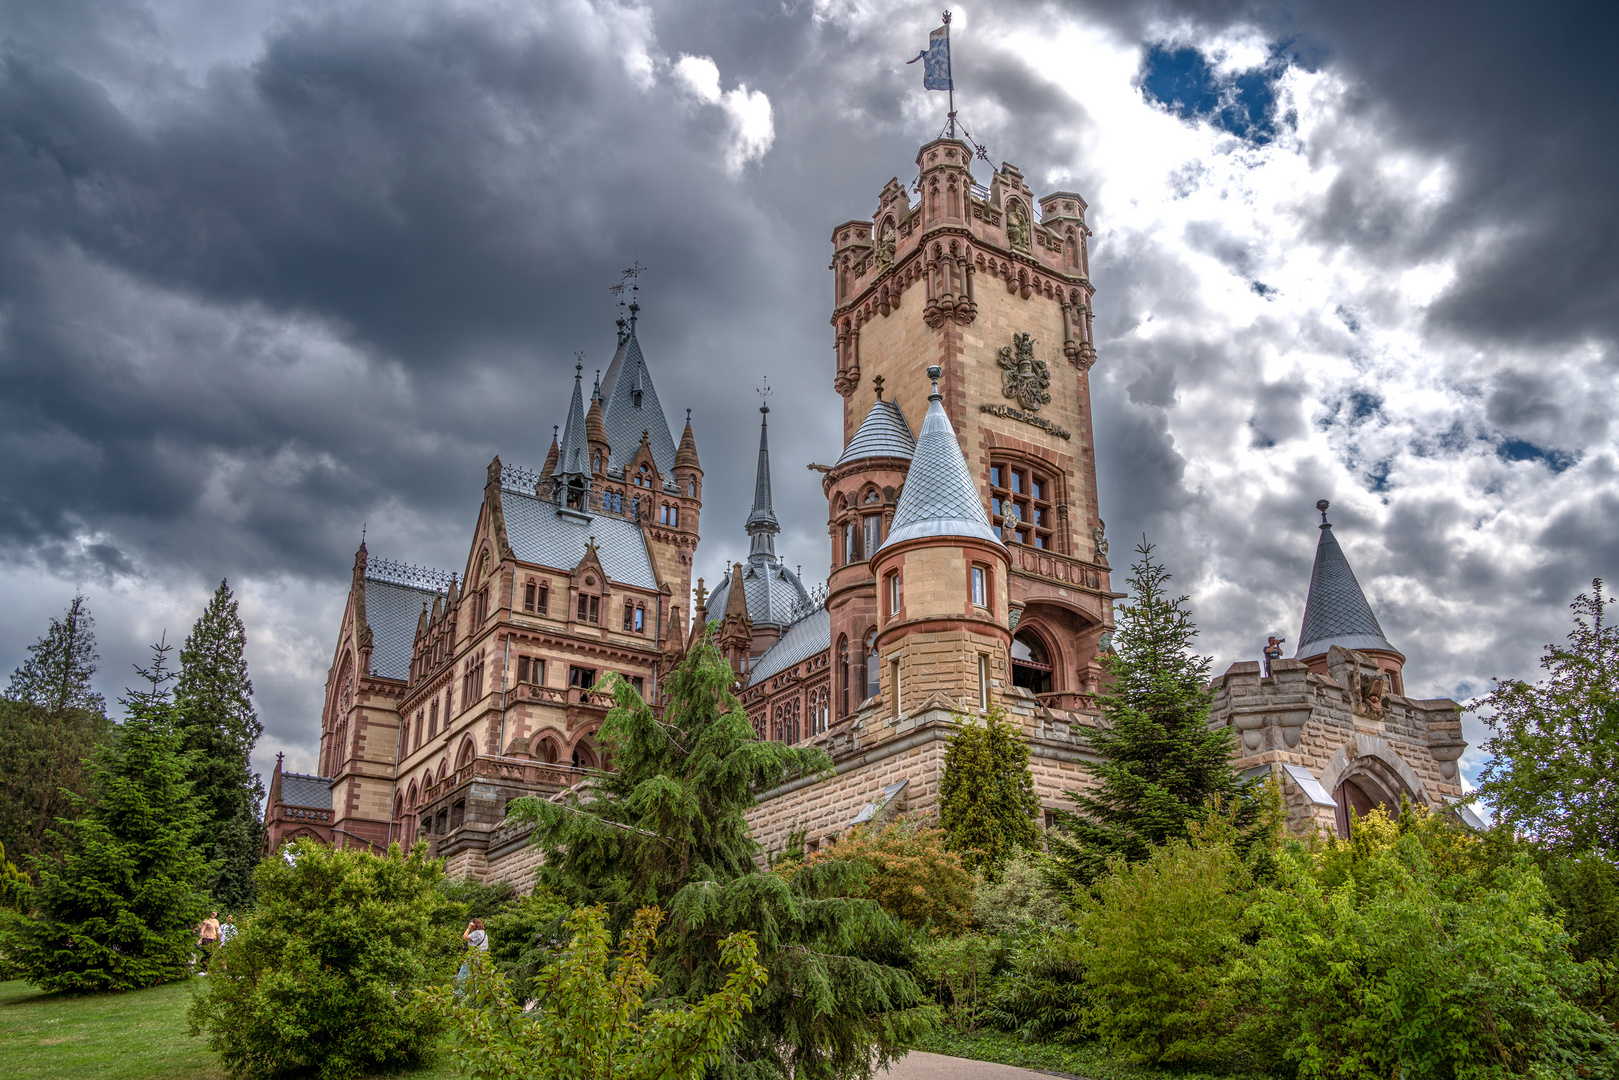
[
  {"xmin": 1007, "ymin": 546, "xmax": 1106, "ymax": 591},
  {"xmin": 420, "ymin": 753, "xmax": 590, "ymax": 806}
]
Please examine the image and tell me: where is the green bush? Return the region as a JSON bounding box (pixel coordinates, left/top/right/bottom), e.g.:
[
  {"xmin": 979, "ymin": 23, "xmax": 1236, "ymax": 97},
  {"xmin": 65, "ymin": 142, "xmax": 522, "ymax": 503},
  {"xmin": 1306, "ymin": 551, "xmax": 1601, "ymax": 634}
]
[
  {"xmin": 983, "ymin": 926, "xmax": 1090, "ymax": 1044},
  {"xmin": 914, "ymin": 932, "xmax": 1003, "ymax": 1024},
  {"xmin": 796, "ymin": 817, "xmax": 974, "ymax": 936},
  {"xmin": 483, "ymin": 885, "xmax": 573, "ymax": 1004},
  {"xmin": 972, "ymin": 847, "xmax": 1070, "ymax": 937},
  {"xmin": 187, "ymin": 840, "xmax": 461, "ymax": 1080},
  {"xmin": 422, "ymin": 904, "xmax": 766, "ymax": 1080},
  {"xmin": 1249, "ymin": 808, "xmax": 1618, "ymax": 1078},
  {"xmin": 1076, "ymin": 824, "xmax": 1257, "ymax": 1065},
  {"xmin": 938, "ymin": 705, "xmax": 1041, "ymax": 875}
]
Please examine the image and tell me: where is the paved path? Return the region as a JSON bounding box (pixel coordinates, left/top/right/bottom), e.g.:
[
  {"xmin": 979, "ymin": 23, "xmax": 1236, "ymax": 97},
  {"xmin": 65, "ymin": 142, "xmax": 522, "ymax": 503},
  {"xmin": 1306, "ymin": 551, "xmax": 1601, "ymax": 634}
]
[{"xmin": 880, "ymin": 1051, "xmax": 1059, "ymax": 1079}]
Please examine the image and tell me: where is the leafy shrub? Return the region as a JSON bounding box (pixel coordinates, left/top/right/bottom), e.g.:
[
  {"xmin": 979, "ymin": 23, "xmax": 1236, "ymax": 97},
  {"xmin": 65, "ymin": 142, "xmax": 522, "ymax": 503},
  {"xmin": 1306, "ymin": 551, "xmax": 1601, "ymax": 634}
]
[
  {"xmin": 1249, "ymin": 807, "xmax": 1619, "ymax": 1077},
  {"xmin": 938, "ymin": 705, "xmax": 1041, "ymax": 875},
  {"xmin": 914, "ymin": 932, "xmax": 1003, "ymax": 1024},
  {"xmin": 422, "ymin": 904, "xmax": 766, "ymax": 1080},
  {"xmin": 797, "ymin": 817, "xmax": 974, "ymax": 935},
  {"xmin": 972, "ymin": 847, "xmax": 1070, "ymax": 936},
  {"xmin": 983, "ymin": 926, "xmax": 1090, "ymax": 1044},
  {"xmin": 484, "ymin": 885, "xmax": 573, "ymax": 1004},
  {"xmin": 187, "ymin": 840, "xmax": 461, "ymax": 1080},
  {"xmin": 1076, "ymin": 825, "xmax": 1257, "ymax": 1065}
]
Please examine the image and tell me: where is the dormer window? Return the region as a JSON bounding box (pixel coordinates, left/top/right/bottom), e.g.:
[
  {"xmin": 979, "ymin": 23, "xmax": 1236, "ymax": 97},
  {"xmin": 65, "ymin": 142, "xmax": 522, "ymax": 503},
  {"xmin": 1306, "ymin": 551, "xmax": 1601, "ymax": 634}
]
[{"xmin": 632, "ymin": 389, "xmax": 643, "ymax": 408}]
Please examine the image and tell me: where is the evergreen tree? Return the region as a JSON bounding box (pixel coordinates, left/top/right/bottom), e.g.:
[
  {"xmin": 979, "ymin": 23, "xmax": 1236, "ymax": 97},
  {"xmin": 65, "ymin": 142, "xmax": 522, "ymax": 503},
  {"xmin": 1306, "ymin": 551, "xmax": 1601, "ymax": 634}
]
[
  {"xmin": 1473, "ymin": 579, "xmax": 1619, "ymax": 854},
  {"xmin": 937, "ymin": 703, "xmax": 1041, "ymax": 875},
  {"xmin": 2, "ymin": 640, "xmax": 212, "ymax": 992},
  {"xmin": 0, "ymin": 595, "xmax": 111, "ymax": 866},
  {"xmin": 509, "ymin": 629, "xmax": 935, "ymax": 1080},
  {"xmin": 1048, "ymin": 542, "xmax": 1247, "ymax": 887},
  {"xmin": 176, "ymin": 580, "xmax": 264, "ymax": 909}
]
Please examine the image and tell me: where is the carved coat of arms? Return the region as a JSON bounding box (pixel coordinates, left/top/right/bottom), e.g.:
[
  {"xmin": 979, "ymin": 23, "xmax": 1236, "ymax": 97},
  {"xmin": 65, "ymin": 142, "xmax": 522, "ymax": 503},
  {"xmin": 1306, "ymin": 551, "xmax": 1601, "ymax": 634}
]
[{"xmin": 996, "ymin": 332, "xmax": 1052, "ymax": 412}]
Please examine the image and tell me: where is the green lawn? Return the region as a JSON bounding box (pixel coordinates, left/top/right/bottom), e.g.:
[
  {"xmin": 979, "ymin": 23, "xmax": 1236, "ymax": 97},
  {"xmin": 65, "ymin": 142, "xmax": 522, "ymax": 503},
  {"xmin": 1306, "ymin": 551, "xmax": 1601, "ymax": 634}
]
[
  {"xmin": 0, "ymin": 979, "xmax": 462, "ymax": 1080},
  {"xmin": 917, "ymin": 1026, "xmax": 1274, "ymax": 1080}
]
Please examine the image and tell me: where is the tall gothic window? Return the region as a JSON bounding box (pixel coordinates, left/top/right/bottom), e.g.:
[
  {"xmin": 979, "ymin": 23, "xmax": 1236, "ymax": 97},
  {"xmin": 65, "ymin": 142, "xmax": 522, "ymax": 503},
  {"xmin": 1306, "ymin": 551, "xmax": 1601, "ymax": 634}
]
[
  {"xmin": 863, "ymin": 514, "xmax": 882, "ymax": 558},
  {"xmin": 864, "ymin": 630, "xmax": 880, "ymax": 700},
  {"xmin": 989, "ymin": 460, "xmax": 1055, "ymax": 548},
  {"xmin": 838, "ymin": 636, "xmax": 850, "ymax": 717}
]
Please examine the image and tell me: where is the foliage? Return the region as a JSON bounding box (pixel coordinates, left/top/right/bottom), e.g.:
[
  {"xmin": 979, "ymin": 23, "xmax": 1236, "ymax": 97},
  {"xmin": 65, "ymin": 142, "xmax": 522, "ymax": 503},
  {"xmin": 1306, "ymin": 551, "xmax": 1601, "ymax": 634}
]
[
  {"xmin": 0, "ymin": 595, "xmax": 112, "ymax": 868},
  {"xmin": 437, "ymin": 876, "xmax": 520, "ymax": 923},
  {"xmin": 1473, "ymin": 579, "xmax": 1619, "ymax": 854},
  {"xmin": 176, "ymin": 580, "xmax": 265, "ymax": 911},
  {"xmin": 917, "ymin": 1026, "xmax": 1272, "ymax": 1080},
  {"xmin": 937, "ymin": 704, "xmax": 1041, "ymax": 875},
  {"xmin": 795, "ymin": 818, "xmax": 974, "ymax": 936},
  {"xmin": 983, "ymin": 926, "xmax": 1090, "ymax": 1044},
  {"xmin": 422, "ymin": 904, "xmax": 766, "ymax": 1080},
  {"xmin": 5, "ymin": 594, "xmax": 105, "ymax": 716},
  {"xmin": 1535, "ymin": 847, "xmax": 1619, "ymax": 1022},
  {"xmin": 972, "ymin": 847, "xmax": 1071, "ymax": 937},
  {"xmin": 913, "ymin": 932, "xmax": 1002, "ymax": 1024},
  {"xmin": 1076, "ymin": 814, "xmax": 1259, "ymax": 1066},
  {"xmin": 1, "ymin": 642, "xmax": 211, "ymax": 993},
  {"xmin": 0, "ymin": 839, "xmax": 28, "ymax": 911},
  {"xmin": 508, "ymin": 629, "xmax": 934, "ymax": 1080},
  {"xmin": 1248, "ymin": 807, "xmax": 1619, "ymax": 1078},
  {"xmin": 1048, "ymin": 543, "xmax": 1251, "ymax": 887},
  {"xmin": 451, "ymin": 882, "xmax": 574, "ymax": 1006},
  {"xmin": 187, "ymin": 839, "xmax": 462, "ymax": 1080}
]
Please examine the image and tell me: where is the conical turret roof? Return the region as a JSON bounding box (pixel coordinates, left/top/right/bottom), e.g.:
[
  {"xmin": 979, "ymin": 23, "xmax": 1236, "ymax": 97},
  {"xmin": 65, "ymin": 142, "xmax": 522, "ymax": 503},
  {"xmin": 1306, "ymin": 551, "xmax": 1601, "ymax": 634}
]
[
  {"xmin": 585, "ymin": 395, "xmax": 607, "ymax": 448},
  {"xmin": 556, "ymin": 366, "xmax": 589, "ymax": 477},
  {"xmin": 836, "ymin": 396, "xmax": 914, "ymax": 466},
  {"xmin": 675, "ymin": 412, "xmax": 701, "ymax": 471},
  {"xmin": 541, "ymin": 427, "xmax": 559, "ymax": 476},
  {"xmin": 1295, "ymin": 502, "xmax": 1399, "ymax": 660},
  {"xmin": 879, "ymin": 368, "xmax": 1001, "ymax": 551},
  {"xmin": 598, "ymin": 312, "xmax": 678, "ymax": 476}
]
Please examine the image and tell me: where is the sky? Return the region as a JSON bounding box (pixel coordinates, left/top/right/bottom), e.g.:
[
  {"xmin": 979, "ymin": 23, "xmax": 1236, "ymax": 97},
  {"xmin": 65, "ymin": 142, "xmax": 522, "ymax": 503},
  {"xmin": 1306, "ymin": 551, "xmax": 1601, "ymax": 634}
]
[{"xmin": 1, "ymin": 0, "xmax": 1615, "ymax": 796}]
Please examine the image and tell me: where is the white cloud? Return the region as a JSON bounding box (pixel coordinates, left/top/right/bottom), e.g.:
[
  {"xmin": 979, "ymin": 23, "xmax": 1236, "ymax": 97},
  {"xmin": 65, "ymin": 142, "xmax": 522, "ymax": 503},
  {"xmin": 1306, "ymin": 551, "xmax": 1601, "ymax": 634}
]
[{"xmin": 674, "ymin": 53, "xmax": 775, "ymax": 174}]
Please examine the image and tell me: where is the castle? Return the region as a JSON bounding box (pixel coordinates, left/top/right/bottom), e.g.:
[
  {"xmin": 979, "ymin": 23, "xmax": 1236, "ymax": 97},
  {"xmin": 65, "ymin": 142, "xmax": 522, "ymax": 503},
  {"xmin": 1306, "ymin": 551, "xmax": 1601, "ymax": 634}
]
[{"xmin": 263, "ymin": 135, "xmax": 1474, "ymax": 878}]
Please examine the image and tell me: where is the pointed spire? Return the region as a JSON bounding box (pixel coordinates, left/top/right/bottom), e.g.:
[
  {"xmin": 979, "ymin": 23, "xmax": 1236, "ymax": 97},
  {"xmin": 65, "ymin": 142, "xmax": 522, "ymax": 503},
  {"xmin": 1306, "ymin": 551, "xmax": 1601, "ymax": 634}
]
[
  {"xmin": 880, "ymin": 366, "xmax": 1001, "ymax": 551},
  {"xmin": 542, "ymin": 425, "xmax": 560, "ymax": 476},
  {"xmin": 745, "ymin": 403, "xmax": 779, "ymax": 559},
  {"xmin": 723, "ymin": 562, "xmax": 750, "ymax": 621},
  {"xmin": 585, "ymin": 395, "xmax": 608, "ymax": 450},
  {"xmin": 675, "ymin": 409, "xmax": 701, "ymax": 471},
  {"xmin": 557, "ymin": 363, "xmax": 589, "ymax": 477},
  {"xmin": 1295, "ymin": 500, "xmax": 1399, "ymax": 660}
]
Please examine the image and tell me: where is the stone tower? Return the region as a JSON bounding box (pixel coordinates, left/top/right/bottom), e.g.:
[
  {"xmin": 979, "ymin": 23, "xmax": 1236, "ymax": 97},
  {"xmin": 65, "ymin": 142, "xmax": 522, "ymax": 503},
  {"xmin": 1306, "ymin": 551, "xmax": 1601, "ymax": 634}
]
[{"xmin": 825, "ymin": 138, "xmax": 1113, "ymax": 722}]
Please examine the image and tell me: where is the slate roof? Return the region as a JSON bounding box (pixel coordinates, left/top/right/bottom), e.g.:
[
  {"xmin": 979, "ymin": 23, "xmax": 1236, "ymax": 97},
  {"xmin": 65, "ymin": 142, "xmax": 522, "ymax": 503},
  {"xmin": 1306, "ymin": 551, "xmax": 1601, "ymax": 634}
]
[
  {"xmin": 879, "ymin": 385, "xmax": 1002, "ymax": 551},
  {"xmin": 598, "ymin": 324, "xmax": 679, "ymax": 477},
  {"xmin": 363, "ymin": 577, "xmax": 440, "ymax": 681},
  {"xmin": 704, "ymin": 558, "xmax": 812, "ymax": 630},
  {"xmin": 501, "ymin": 488, "xmax": 659, "ymax": 590},
  {"xmin": 746, "ymin": 605, "xmax": 831, "ymax": 687},
  {"xmin": 556, "ymin": 368, "xmax": 589, "ymax": 477},
  {"xmin": 1295, "ymin": 521, "xmax": 1399, "ymax": 659},
  {"xmin": 836, "ymin": 398, "xmax": 915, "ymax": 466},
  {"xmin": 280, "ymin": 772, "xmax": 333, "ymax": 810}
]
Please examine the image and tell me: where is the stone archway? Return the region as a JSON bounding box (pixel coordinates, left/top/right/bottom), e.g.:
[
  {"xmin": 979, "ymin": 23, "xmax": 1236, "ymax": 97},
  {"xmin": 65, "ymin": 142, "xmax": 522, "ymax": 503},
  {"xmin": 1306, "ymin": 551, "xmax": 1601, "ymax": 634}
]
[{"xmin": 1320, "ymin": 735, "xmax": 1431, "ymax": 837}]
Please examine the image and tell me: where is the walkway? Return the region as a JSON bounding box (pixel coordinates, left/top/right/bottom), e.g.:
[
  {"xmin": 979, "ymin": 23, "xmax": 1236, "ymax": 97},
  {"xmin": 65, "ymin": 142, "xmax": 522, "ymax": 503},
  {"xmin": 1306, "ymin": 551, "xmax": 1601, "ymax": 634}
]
[{"xmin": 881, "ymin": 1051, "xmax": 1063, "ymax": 1079}]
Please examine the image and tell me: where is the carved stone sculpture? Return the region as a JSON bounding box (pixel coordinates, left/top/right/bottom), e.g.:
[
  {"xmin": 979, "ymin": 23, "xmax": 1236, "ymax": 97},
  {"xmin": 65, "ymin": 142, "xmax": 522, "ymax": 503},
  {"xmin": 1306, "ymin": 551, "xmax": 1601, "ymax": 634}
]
[{"xmin": 996, "ymin": 332, "xmax": 1052, "ymax": 412}]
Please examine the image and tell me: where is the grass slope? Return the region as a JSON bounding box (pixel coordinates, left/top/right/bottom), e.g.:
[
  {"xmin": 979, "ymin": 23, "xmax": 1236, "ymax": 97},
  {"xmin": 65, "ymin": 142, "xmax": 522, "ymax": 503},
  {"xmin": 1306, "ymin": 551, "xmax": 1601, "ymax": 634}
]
[
  {"xmin": 918, "ymin": 1027, "xmax": 1275, "ymax": 1080},
  {"xmin": 0, "ymin": 979, "xmax": 460, "ymax": 1080}
]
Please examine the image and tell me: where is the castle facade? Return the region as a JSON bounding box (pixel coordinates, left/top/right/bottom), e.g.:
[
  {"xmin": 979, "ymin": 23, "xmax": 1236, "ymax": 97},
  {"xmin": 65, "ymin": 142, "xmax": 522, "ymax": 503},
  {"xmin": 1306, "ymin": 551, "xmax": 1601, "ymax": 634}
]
[{"xmin": 264, "ymin": 135, "xmax": 1471, "ymax": 879}]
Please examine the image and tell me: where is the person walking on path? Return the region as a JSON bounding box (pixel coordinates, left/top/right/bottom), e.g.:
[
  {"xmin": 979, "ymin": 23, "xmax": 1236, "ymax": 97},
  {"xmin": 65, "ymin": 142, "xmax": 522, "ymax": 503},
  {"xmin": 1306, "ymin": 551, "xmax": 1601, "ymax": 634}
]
[
  {"xmin": 195, "ymin": 911, "xmax": 221, "ymax": 974},
  {"xmin": 457, "ymin": 918, "xmax": 489, "ymax": 994}
]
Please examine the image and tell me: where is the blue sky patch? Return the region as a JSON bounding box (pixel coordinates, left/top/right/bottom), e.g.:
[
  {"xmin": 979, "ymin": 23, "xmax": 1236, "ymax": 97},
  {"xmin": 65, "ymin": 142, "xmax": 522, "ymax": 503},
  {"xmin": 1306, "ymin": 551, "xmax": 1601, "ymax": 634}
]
[
  {"xmin": 1140, "ymin": 45, "xmax": 1282, "ymax": 143},
  {"xmin": 1496, "ymin": 437, "xmax": 1578, "ymax": 473}
]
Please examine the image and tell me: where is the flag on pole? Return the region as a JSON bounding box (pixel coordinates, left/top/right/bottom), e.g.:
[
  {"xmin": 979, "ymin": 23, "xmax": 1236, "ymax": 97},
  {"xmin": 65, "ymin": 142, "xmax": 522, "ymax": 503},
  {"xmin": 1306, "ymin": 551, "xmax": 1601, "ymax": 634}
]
[{"xmin": 907, "ymin": 23, "xmax": 952, "ymax": 91}]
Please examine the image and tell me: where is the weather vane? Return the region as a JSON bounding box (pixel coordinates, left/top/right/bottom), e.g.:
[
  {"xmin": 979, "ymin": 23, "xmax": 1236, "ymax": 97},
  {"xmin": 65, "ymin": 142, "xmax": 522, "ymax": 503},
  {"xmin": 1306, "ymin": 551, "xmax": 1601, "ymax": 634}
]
[
  {"xmin": 757, "ymin": 376, "xmax": 772, "ymax": 413},
  {"xmin": 611, "ymin": 259, "xmax": 647, "ymax": 318}
]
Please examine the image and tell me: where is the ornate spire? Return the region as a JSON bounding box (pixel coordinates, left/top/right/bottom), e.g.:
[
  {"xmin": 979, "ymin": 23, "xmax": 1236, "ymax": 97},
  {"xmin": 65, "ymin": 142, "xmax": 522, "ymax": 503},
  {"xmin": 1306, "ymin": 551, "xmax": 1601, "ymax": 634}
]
[
  {"xmin": 675, "ymin": 409, "xmax": 701, "ymax": 471},
  {"xmin": 1295, "ymin": 500, "xmax": 1399, "ymax": 660},
  {"xmin": 542, "ymin": 425, "xmax": 560, "ymax": 476},
  {"xmin": 556, "ymin": 363, "xmax": 589, "ymax": 477},
  {"xmin": 880, "ymin": 365, "xmax": 1001, "ymax": 551},
  {"xmin": 745, "ymin": 402, "xmax": 780, "ymax": 559}
]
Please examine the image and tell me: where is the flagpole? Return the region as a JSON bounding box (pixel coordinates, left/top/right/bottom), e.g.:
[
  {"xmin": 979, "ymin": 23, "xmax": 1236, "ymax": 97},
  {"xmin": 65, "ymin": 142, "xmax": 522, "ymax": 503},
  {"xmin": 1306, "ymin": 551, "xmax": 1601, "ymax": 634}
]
[{"xmin": 943, "ymin": 10, "xmax": 954, "ymax": 139}]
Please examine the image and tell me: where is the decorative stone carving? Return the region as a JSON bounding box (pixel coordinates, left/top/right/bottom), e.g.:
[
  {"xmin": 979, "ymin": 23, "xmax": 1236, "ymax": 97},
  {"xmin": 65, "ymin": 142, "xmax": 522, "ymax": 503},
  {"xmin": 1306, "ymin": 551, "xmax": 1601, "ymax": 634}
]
[
  {"xmin": 997, "ymin": 332, "xmax": 1052, "ymax": 412},
  {"xmin": 1007, "ymin": 202, "xmax": 1032, "ymax": 253}
]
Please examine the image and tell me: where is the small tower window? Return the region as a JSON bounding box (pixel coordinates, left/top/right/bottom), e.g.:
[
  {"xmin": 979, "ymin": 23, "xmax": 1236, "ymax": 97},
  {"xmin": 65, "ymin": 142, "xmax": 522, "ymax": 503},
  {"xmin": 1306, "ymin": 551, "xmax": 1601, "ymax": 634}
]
[
  {"xmin": 844, "ymin": 522, "xmax": 857, "ymax": 564},
  {"xmin": 971, "ymin": 565, "xmax": 987, "ymax": 608},
  {"xmin": 634, "ymin": 605, "xmax": 646, "ymax": 633},
  {"xmin": 537, "ymin": 584, "xmax": 549, "ymax": 614},
  {"xmin": 864, "ymin": 515, "xmax": 882, "ymax": 557},
  {"xmin": 523, "ymin": 582, "xmax": 537, "ymax": 612},
  {"xmin": 886, "ymin": 572, "xmax": 901, "ymax": 617},
  {"xmin": 623, "ymin": 602, "xmax": 635, "ymax": 632},
  {"xmin": 865, "ymin": 631, "xmax": 880, "ymax": 700},
  {"xmin": 978, "ymin": 655, "xmax": 990, "ymax": 710}
]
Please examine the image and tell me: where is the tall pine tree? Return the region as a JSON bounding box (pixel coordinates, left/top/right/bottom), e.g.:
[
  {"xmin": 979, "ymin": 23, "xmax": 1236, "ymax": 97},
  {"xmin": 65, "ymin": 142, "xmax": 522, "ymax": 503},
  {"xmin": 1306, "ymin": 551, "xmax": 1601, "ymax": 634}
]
[
  {"xmin": 509, "ymin": 628, "xmax": 935, "ymax": 1080},
  {"xmin": 3, "ymin": 640, "xmax": 212, "ymax": 991},
  {"xmin": 176, "ymin": 580, "xmax": 264, "ymax": 909},
  {"xmin": 1048, "ymin": 542, "xmax": 1247, "ymax": 887},
  {"xmin": 1, "ymin": 595, "xmax": 111, "ymax": 865}
]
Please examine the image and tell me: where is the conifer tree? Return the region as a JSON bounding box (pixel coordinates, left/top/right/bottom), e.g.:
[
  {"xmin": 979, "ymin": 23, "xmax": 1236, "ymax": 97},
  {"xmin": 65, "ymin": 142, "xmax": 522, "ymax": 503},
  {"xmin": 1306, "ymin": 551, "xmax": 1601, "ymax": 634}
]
[
  {"xmin": 509, "ymin": 628, "xmax": 935, "ymax": 1080},
  {"xmin": 176, "ymin": 580, "xmax": 264, "ymax": 909},
  {"xmin": 1048, "ymin": 542, "xmax": 1247, "ymax": 887},
  {"xmin": 0, "ymin": 595, "xmax": 111, "ymax": 864},
  {"xmin": 1473, "ymin": 579, "xmax": 1619, "ymax": 853},
  {"xmin": 3, "ymin": 640, "xmax": 212, "ymax": 991},
  {"xmin": 938, "ymin": 703, "xmax": 1041, "ymax": 875}
]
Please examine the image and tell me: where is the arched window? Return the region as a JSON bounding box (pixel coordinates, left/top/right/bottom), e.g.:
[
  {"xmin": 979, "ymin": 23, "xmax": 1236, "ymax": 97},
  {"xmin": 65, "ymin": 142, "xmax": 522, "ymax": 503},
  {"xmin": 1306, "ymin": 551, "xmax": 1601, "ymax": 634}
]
[
  {"xmin": 838, "ymin": 636, "xmax": 850, "ymax": 717},
  {"xmin": 1011, "ymin": 631, "xmax": 1054, "ymax": 695},
  {"xmin": 865, "ymin": 630, "xmax": 880, "ymax": 700},
  {"xmin": 456, "ymin": 738, "xmax": 476, "ymax": 769}
]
